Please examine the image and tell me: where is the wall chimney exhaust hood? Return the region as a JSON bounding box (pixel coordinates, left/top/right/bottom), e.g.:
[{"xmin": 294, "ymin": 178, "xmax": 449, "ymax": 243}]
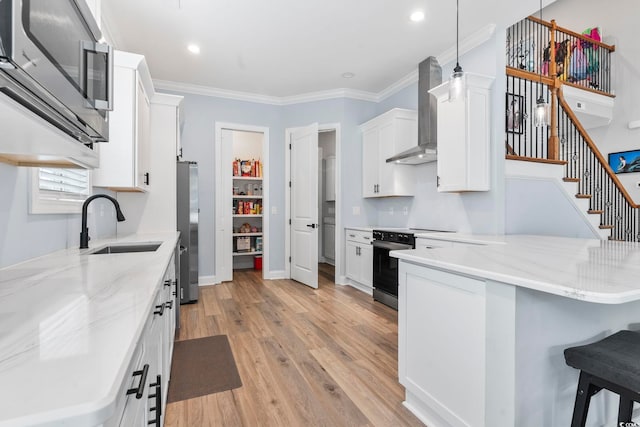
[{"xmin": 386, "ymin": 56, "xmax": 442, "ymax": 165}]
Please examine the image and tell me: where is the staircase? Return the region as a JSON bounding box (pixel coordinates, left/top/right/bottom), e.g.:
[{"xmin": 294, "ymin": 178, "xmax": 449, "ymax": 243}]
[{"xmin": 505, "ymin": 17, "xmax": 639, "ymax": 242}]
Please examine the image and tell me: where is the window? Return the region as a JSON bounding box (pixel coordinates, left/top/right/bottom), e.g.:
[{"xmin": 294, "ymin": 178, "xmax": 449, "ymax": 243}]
[{"xmin": 30, "ymin": 167, "xmax": 91, "ymax": 214}]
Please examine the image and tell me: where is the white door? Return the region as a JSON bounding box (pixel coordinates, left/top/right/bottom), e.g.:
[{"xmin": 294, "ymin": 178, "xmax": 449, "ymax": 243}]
[
  {"xmin": 219, "ymin": 129, "xmax": 234, "ymax": 282},
  {"xmin": 290, "ymin": 123, "xmax": 319, "ymax": 288}
]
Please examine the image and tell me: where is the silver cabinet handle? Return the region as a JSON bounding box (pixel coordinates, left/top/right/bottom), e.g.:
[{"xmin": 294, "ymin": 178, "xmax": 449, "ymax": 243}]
[{"xmin": 349, "ymin": 234, "xmax": 356, "ymax": 238}]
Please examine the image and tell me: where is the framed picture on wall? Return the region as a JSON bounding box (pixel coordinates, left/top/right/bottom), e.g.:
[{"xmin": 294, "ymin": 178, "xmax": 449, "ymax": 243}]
[
  {"xmin": 608, "ymin": 149, "xmax": 640, "ymax": 174},
  {"xmin": 506, "ymin": 93, "xmax": 525, "ymax": 134}
]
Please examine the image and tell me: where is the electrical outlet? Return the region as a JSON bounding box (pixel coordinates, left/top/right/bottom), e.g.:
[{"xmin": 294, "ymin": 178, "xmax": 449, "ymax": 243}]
[
  {"xmin": 352, "ymin": 206, "xmax": 360, "ymax": 215},
  {"xmin": 271, "ymin": 206, "xmax": 277, "ymax": 214}
]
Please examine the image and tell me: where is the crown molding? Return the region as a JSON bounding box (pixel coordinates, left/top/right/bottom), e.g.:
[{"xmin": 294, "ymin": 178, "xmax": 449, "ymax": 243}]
[
  {"xmin": 153, "ymin": 80, "xmax": 284, "ymax": 105},
  {"xmin": 280, "ymin": 88, "xmax": 378, "ymax": 105},
  {"xmin": 151, "ymin": 22, "xmax": 497, "ymax": 107},
  {"xmin": 153, "ymin": 80, "xmax": 380, "ymax": 105}
]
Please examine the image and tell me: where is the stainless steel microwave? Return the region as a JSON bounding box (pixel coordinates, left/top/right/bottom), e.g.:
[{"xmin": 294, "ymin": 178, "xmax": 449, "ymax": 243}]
[{"xmin": 0, "ymin": 0, "xmax": 113, "ymax": 145}]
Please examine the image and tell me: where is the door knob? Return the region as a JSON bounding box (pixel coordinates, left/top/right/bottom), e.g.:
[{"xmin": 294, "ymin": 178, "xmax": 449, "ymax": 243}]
[{"xmin": 306, "ymin": 224, "xmax": 319, "ymax": 229}]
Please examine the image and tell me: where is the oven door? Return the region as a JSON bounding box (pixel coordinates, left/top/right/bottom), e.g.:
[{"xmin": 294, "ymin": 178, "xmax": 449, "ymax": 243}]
[
  {"xmin": 9, "ymin": 0, "xmax": 112, "ymax": 141},
  {"xmin": 373, "ymin": 240, "xmax": 413, "ymax": 297}
]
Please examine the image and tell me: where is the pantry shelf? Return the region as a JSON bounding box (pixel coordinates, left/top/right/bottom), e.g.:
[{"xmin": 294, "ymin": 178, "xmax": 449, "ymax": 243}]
[
  {"xmin": 233, "ymin": 232, "xmax": 263, "ymax": 237},
  {"xmin": 232, "ymin": 176, "xmax": 262, "ymax": 181},
  {"xmin": 233, "ymin": 251, "xmax": 263, "ymax": 257}
]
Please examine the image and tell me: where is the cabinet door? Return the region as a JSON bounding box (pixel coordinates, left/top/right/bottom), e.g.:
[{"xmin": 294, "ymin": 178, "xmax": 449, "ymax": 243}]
[
  {"xmin": 436, "ymin": 98, "xmax": 466, "ymax": 191},
  {"xmin": 345, "ymin": 241, "xmax": 359, "ymax": 280},
  {"xmin": 136, "ymin": 78, "xmax": 151, "ymax": 188},
  {"xmin": 119, "ymin": 394, "xmax": 145, "ymax": 427},
  {"xmin": 361, "ymin": 127, "xmax": 379, "ymax": 198},
  {"xmin": 377, "ymin": 120, "xmax": 396, "ymax": 197},
  {"xmin": 359, "ymin": 243, "xmax": 373, "ymax": 287}
]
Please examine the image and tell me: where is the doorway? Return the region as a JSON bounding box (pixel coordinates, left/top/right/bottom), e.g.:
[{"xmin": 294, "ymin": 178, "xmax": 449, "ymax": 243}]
[
  {"xmin": 215, "ymin": 123, "xmax": 270, "ymax": 283},
  {"xmin": 285, "ymin": 123, "xmax": 341, "ymax": 288}
]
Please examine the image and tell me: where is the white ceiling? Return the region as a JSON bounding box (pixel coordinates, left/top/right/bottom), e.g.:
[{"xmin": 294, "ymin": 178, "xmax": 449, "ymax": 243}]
[{"xmin": 102, "ymin": 0, "xmax": 544, "ymax": 98}]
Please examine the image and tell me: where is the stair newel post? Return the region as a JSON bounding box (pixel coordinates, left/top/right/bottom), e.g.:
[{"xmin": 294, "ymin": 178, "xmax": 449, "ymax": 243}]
[
  {"xmin": 548, "ymin": 20, "xmax": 560, "ymax": 161},
  {"xmin": 549, "ymin": 20, "xmax": 557, "ymax": 78}
]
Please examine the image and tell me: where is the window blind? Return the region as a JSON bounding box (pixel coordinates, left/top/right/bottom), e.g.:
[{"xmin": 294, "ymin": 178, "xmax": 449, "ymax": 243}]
[{"xmin": 38, "ymin": 168, "xmax": 90, "ymax": 200}]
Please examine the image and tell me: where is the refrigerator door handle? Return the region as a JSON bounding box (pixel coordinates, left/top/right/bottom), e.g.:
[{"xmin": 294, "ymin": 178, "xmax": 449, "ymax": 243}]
[{"xmin": 179, "ymin": 245, "xmax": 188, "ymax": 254}]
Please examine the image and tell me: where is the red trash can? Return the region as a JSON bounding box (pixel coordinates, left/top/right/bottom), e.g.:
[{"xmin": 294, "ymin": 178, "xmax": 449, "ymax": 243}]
[{"xmin": 254, "ymin": 255, "xmax": 262, "ymax": 270}]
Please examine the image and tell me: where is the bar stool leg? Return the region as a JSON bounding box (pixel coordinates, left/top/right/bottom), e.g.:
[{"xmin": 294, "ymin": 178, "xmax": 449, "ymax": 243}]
[
  {"xmin": 618, "ymin": 396, "xmax": 634, "ymax": 423},
  {"xmin": 571, "ymin": 372, "xmax": 599, "ymax": 427}
]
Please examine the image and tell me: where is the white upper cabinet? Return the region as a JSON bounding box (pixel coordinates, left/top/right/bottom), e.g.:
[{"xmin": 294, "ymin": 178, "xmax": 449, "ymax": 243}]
[
  {"xmin": 429, "ymin": 73, "xmax": 493, "ymax": 192},
  {"xmin": 360, "ymin": 108, "xmax": 417, "ymax": 198},
  {"xmin": 93, "ymin": 51, "xmax": 154, "ymax": 192}
]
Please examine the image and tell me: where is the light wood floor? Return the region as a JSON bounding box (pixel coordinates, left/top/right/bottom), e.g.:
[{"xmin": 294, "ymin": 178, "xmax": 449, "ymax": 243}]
[{"xmin": 164, "ymin": 264, "xmax": 423, "ymax": 427}]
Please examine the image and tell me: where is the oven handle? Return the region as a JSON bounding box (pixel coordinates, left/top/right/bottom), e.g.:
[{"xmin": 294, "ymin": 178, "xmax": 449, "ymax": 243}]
[{"xmin": 372, "ymin": 240, "xmax": 413, "ymax": 251}]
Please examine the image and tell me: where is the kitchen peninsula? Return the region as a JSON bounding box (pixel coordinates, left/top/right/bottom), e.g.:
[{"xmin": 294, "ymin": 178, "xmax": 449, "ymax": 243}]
[
  {"xmin": 392, "ymin": 234, "xmax": 640, "ymax": 427},
  {"xmin": 0, "ymin": 232, "xmax": 179, "ymax": 427}
]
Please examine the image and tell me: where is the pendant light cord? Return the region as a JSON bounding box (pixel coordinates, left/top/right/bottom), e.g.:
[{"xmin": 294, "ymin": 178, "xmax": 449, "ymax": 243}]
[
  {"xmin": 538, "ymin": 0, "xmax": 543, "ymax": 100},
  {"xmin": 454, "ymin": 0, "xmax": 461, "ymax": 72}
]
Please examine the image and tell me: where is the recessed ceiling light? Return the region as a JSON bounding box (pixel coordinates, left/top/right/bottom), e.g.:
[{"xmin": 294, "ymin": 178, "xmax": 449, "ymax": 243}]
[
  {"xmin": 342, "ymin": 72, "xmax": 355, "ymax": 79},
  {"xmin": 410, "ymin": 11, "xmax": 425, "ymax": 22},
  {"xmin": 187, "ymin": 44, "xmax": 200, "ymax": 54}
]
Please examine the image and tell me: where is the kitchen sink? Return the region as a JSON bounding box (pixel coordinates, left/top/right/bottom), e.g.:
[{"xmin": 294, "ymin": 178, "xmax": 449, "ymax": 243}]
[{"xmin": 90, "ymin": 242, "xmax": 162, "ymax": 255}]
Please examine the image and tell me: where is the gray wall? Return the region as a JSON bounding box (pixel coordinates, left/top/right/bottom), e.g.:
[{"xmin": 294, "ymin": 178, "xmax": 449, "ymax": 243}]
[
  {"xmin": 505, "ymin": 177, "xmax": 596, "ymax": 238},
  {"xmin": 0, "ymin": 163, "xmax": 117, "ymax": 268}
]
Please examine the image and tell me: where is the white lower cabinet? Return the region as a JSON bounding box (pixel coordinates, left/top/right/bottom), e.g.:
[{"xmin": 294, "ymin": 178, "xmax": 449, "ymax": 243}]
[
  {"xmin": 110, "ymin": 251, "xmax": 177, "ymax": 427},
  {"xmin": 345, "ymin": 229, "xmax": 373, "ymax": 288},
  {"xmin": 399, "ymin": 261, "xmax": 487, "ymax": 427}
]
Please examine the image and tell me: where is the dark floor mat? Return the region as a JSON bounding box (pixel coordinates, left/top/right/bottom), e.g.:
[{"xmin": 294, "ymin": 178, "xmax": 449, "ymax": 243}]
[{"xmin": 167, "ymin": 335, "xmax": 242, "ymax": 403}]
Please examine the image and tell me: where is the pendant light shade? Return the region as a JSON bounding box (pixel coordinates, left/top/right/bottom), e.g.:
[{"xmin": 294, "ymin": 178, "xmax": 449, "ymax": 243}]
[
  {"xmin": 449, "ymin": 0, "xmax": 464, "ymax": 101},
  {"xmin": 534, "ymin": 96, "xmax": 550, "ymax": 127}
]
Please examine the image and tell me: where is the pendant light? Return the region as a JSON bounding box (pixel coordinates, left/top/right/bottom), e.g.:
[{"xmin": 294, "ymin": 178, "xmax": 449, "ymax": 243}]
[
  {"xmin": 448, "ymin": 0, "xmax": 464, "ymax": 101},
  {"xmin": 534, "ymin": 0, "xmax": 549, "ymax": 127}
]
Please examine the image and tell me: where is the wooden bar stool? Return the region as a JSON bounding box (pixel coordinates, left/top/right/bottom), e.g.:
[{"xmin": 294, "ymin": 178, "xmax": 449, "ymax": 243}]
[{"xmin": 564, "ymin": 330, "xmax": 640, "ymax": 427}]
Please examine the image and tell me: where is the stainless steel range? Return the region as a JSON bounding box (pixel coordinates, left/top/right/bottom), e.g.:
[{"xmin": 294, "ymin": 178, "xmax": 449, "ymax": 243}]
[{"xmin": 372, "ymin": 228, "xmax": 449, "ymax": 309}]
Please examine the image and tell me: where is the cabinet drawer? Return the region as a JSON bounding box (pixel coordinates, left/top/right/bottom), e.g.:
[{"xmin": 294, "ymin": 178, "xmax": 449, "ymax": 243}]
[
  {"xmin": 105, "ymin": 338, "xmax": 145, "ymax": 427},
  {"xmin": 345, "ymin": 229, "xmax": 373, "ymax": 245}
]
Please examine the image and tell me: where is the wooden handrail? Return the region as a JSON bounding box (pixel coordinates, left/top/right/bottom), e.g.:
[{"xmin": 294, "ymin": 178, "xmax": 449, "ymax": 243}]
[
  {"xmin": 506, "ymin": 67, "xmax": 554, "ymax": 86},
  {"xmin": 527, "ymin": 16, "xmax": 616, "ymax": 52},
  {"xmin": 556, "ymin": 88, "xmax": 639, "ymax": 208},
  {"xmin": 506, "ymin": 66, "xmax": 614, "ymax": 99}
]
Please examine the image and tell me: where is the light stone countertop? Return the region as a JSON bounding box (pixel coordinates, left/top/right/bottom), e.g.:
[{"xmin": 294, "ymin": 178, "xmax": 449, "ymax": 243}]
[
  {"xmin": 391, "ymin": 234, "xmax": 640, "ymax": 304},
  {"xmin": 0, "ymin": 232, "xmax": 179, "ymax": 427},
  {"xmin": 414, "ymin": 232, "xmax": 507, "ymax": 245},
  {"xmin": 344, "ymin": 226, "xmax": 374, "ymax": 232}
]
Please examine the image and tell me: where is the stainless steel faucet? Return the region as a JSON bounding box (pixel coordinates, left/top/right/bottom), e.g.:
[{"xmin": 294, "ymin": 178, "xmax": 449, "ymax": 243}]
[{"xmin": 80, "ymin": 194, "xmax": 126, "ymax": 249}]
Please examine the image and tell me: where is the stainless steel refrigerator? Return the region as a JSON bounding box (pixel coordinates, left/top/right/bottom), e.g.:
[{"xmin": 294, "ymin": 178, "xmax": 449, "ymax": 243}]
[{"xmin": 177, "ymin": 161, "xmax": 199, "ymax": 303}]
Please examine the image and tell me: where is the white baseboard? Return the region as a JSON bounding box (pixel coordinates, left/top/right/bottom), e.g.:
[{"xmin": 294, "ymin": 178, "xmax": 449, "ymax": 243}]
[
  {"xmin": 264, "ymin": 270, "xmax": 286, "ymax": 280},
  {"xmin": 345, "ymin": 279, "xmax": 373, "ymax": 296},
  {"xmin": 335, "ymin": 275, "xmax": 347, "ymax": 286},
  {"xmin": 199, "ymin": 275, "xmax": 217, "ymax": 286}
]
